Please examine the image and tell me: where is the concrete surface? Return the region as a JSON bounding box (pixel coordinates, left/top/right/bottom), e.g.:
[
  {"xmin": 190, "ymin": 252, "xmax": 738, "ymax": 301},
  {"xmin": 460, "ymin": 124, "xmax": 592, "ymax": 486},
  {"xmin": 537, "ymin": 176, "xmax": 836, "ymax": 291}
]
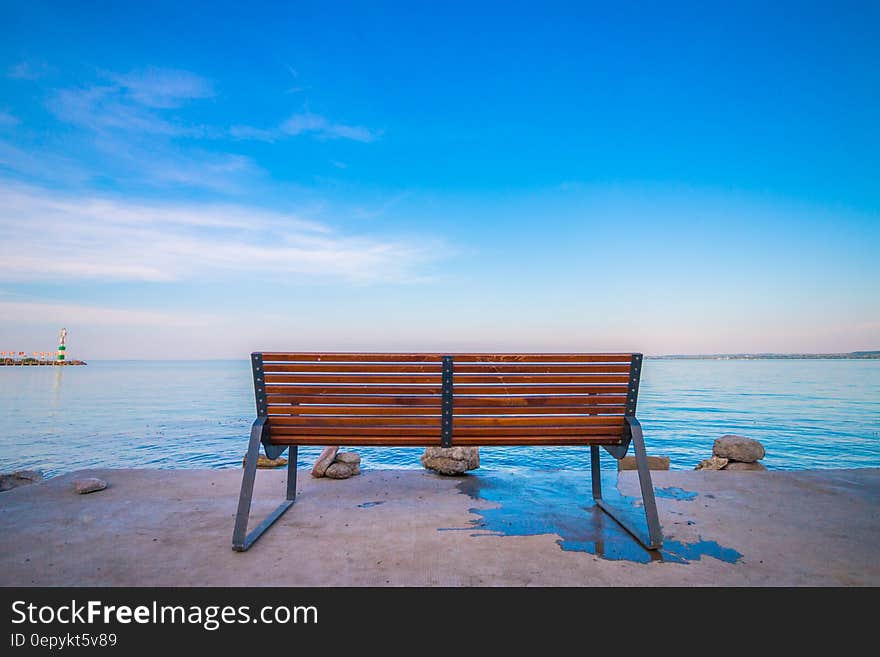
[{"xmin": 0, "ymin": 467, "xmax": 878, "ymax": 586}]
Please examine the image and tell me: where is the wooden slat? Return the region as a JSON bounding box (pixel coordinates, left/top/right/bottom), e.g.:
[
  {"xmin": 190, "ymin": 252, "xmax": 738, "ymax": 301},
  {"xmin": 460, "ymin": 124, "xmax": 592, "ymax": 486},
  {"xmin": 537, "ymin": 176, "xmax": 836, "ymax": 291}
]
[
  {"xmin": 453, "ymin": 436, "xmax": 623, "ymax": 446},
  {"xmin": 451, "ymin": 354, "xmax": 633, "ymax": 363},
  {"xmin": 453, "ymin": 385, "xmax": 628, "ymax": 394},
  {"xmin": 265, "ymin": 385, "xmax": 442, "ymax": 395},
  {"xmin": 453, "ymin": 364, "xmax": 631, "ymax": 373},
  {"xmin": 452, "ymin": 426, "xmax": 624, "ymax": 436},
  {"xmin": 267, "ymin": 405, "xmax": 621, "ymax": 416},
  {"xmin": 452, "ymin": 374, "xmax": 629, "ymax": 384},
  {"xmin": 269, "ymin": 426, "xmax": 439, "ymax": 436},
  {"xmin": 263, "ymin": 363, "xmax": 442, "ymax": 373},
  {"xmin": 271, "ymin": 415, "xmax": 623, "ymax": 427},
  {"xmin": 265, "ymin": 374, "xmax": 442, "ymax": 384},
  {"xmin": 267, "ymin": 435, "xmax": 621, "ymax": 446},
  {"xmin": 267, "ymin": 405, "xmax": 442, "ymax": 416},
  {"xmin": 452, "ymin": 416, "xmax": 625, "ymax": 427},
  {"xmin": 266, "ymin": 393, "xmax": 625, "ymax": 405},
  {"xmin": 268, "ymin": 436, "xmax": 442, "ymax": 446},
  {"xmin": 266, "ymin": 384, "xmax": 626, "ymax": 395},
  {"xmin": 268, "ymin": 425, "xmax": 621, "ymax": 437},
  {"xmin": 270, "ymin": 416, "xmax": 441, "ymax": 426},
  {"xmin": 265, "ymin": 394, "xmax": 441, "ymax": 406},
  {"xmin": 262, "ymin": 353, "xmax": 444, "ymax": 362},
  {"xmin": 452, "ymin": 406, "xmax": 624, "ymax": 415},
  {"xmin": 453, "ymin": 395, "xmax": 627, "ymax": 406}
]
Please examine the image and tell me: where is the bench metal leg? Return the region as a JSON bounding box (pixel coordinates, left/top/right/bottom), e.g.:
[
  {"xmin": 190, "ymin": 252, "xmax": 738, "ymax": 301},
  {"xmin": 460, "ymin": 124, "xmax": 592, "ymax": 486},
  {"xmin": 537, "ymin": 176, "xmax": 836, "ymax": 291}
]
[
  {"xmin": 591, "ymin": 418, "xmax": 663, "ymax": 550},
  {"xmin": 232, "ymin": 418, "xmax": 297, "ymax": 552}
]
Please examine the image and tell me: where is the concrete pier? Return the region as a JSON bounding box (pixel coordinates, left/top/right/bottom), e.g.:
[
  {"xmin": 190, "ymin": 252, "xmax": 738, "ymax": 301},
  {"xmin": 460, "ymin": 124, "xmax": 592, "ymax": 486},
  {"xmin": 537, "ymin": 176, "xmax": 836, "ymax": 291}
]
[{"xmin": 0, "ymin": 468, "xmax": 877, "ymax": 586}]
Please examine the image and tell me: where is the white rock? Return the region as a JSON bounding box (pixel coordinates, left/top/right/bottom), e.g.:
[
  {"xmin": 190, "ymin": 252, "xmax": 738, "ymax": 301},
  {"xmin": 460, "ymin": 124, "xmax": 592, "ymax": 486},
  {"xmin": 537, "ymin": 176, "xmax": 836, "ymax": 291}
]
[
  {"xmin": 74, "ymin": 478, "xmax": 107, "ymax": 494},
  {"xmin": 713, "ymin": 435, "xmax": 766, "ymax": 463},
  {"xmin": 324, "ymin": 462, "xmax": 360, "ymax": 479},
  {"xmin": 695, "ymin": 456, "xmax": 729, "ymax": 471},
  {"xmin": 421, "ymin": 447, "xmax": 480, "ymax": 475},
  {"xmin": 335, "ymin": 452, "xmax": 361, "ymax": 465},
  {"xmin": 311, "ymin": 446, "xmax": 339, "ymax": 478}
]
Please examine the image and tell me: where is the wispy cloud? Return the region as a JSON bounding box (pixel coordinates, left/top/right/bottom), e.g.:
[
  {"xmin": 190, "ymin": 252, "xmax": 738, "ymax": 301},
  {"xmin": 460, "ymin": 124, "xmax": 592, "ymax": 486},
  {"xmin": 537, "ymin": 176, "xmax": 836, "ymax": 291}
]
[
  {"xmin": 50, "ymin": 84, "xmax": 210, "ymax": 137},
  {"xmin": 41, "ymin": 67, "xmax": 261, "ymax": 192},
  {"xmin": 47, "ymin": 67, "xmax": 216, "ymax": 137},
  {"xmin": 0, "ymin": 181, "xmax": 442, "ymax": 283},
  {"xmin": 280, "ymin": 113, "xmax": 379, "ymax": 142},
  {"xmin": 110, "ymin": 67, "xmax": 215, "ymax": 108},
  {"xmin": 231, "ymin": 112, "xmax": 380, "ymax": 144},
  {"xmin": 128, "ymin": 148, "xmax": 263, "ymax": 192},
  {"xmin": 0, "ymin": 299, "xmax": 218, "ymax": 329},
  {"xmin": 7, "ymin": 60, "xmax": 49, "ymax": 80},
  {"xmin": 0, "ymin": 139, "xmax": 93, "ymax": 184},
  {"xmin": 229, "ymin": 124, "xmax": 277, "ymax": 142},
  {"xmin": 14, "ymin": 66, "xmax": 377, "ymax": 194}
]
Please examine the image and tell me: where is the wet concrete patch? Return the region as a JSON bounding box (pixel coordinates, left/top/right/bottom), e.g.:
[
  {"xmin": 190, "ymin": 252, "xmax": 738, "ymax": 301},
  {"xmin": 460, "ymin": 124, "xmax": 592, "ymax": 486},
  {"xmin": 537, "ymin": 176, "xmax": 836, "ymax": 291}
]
[
  {"xmin": 448, "ymin": 470, "xmax": 741, "ymax": 564},
  {"xmin": 655, "ymin": 486, "xmax": 698, "ymax": 501}
]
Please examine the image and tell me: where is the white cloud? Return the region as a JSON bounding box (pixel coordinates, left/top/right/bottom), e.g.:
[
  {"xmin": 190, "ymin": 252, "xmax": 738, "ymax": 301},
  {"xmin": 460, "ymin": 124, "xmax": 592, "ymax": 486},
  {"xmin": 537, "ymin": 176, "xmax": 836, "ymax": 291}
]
[
  {"xmin": 110, "ymin": 67, "xmax": 215, "ymax": 108},
  {"xmin": 0, "ymin": 299, "xmax": 217, "ymax": 328},
  {"xmin": 280, "ymin": 113, "xmax": 378, "ymax": 142},
  {"xmin": 49, "ymin": 85, "xmax": 204, "ymax": 137},
  {"xmin": 0, "ymin": 181, "xmax": 442, "ymax": 283},
  {"xmin": 229, "ymin": 124, "xmax": 277, "ymax": 142},
  {"xmin": 134, "ymin": 150, "xmax": 263, "ymax": 192},
  {"xmin": 230, "ymin": 112, "xmax": 380, "ymax": 144},
  {"xmin": 48, "ymin": 67, "xmax": 216, "ymax": 137},
  {"xmin": 0, "ymin": 139, "xmax": 92, "ymax": 184}
]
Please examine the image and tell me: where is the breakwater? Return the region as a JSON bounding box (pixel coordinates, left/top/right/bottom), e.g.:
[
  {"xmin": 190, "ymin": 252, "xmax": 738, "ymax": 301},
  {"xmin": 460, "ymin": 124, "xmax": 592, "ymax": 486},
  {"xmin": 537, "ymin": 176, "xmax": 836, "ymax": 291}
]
[{"xmin": 1, "ymin": 358, "xmax": 86, "ymax": 366}]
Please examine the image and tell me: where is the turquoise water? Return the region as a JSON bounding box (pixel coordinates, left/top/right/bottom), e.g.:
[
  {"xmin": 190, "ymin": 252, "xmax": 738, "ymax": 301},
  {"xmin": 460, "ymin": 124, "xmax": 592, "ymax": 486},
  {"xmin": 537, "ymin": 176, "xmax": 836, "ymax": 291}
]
[{"xmin": 0, "ymin": 360, "xmax": 878, "ymax": 476}]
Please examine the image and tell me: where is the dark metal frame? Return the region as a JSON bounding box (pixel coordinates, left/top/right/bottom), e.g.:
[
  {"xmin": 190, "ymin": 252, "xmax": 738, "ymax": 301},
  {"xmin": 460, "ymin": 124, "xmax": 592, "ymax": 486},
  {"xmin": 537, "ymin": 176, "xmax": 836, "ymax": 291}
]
[
  {"xmin": 232, "ymin": 351, "xmax": 662, "ymax": 552},
  {"xmin": 440, "ymin": 355, "xmax": 454, "ymax": 447},
  {"xmin": 590, "ymin": 353, "xmax": 662, "ymax": 550},
  {"xmin": 232, "ymin": 353, "xmax": 298, "ymax": 552},
  {"xmin": 591, "ymin": 416, "xmax": 663, "ymax": 550}
]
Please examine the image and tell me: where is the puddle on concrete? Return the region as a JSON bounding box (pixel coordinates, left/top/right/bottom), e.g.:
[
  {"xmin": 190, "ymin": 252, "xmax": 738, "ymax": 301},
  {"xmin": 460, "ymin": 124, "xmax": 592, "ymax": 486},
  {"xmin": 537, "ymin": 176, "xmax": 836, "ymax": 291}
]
[
  {"xmin": 655, "ymin": 486, "xmax": 698, "ymax": 501},
  {"xmin": 444, "ymin": 470, "xmax": 741, "ymax": 565},
  {"xmin": 357, "ymin": 501, "xmax": 385, "ymax": 508}
]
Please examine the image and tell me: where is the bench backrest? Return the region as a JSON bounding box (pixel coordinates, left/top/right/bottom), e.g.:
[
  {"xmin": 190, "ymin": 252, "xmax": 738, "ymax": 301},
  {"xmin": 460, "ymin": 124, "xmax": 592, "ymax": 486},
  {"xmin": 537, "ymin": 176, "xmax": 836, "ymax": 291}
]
[{"xmin": 254, "ymin": 352, "xmax": 642, "ymax": 447}]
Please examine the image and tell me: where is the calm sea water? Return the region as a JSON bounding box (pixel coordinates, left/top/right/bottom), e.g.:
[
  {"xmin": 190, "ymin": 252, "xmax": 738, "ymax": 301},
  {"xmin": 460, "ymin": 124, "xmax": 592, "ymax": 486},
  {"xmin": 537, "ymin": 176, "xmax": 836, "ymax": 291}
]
[{"xmin": 1, "ymin": 360, "xmax": 878, "ymax": 476}]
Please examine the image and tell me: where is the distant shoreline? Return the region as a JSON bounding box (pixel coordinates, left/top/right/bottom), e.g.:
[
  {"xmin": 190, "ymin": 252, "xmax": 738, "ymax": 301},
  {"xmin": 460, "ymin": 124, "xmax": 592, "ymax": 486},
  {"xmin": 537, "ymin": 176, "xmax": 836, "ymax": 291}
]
[{"xmin": 649, "ymin": 351, "xmax": 879, "ymax": 360}]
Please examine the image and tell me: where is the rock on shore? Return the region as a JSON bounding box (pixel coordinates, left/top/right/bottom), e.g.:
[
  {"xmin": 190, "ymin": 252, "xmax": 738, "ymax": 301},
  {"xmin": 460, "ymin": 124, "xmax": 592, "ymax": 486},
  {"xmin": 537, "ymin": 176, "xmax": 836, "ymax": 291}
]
[
  {"xmin": 695, "ymin": 456, "xmax": 729, "ymax": 471},
  {"xmin": 311, "ymin": 447, "xmax": 339, "ymax": 477},
  {"xmin": 242, "ymin": 454, "xmax": 288, "ymax": 469},
  {"xmin": 695, "ymin": 434, "xmax": 767, "ymax": 471},
  {"xmin": 0, "ymin": 470, "xmax": 44, "ymax": 492},
  {"xmin": 313, "ymin": 450, "xmax": 361, "ymax": 480},
  {"xmin": 421, "ymin": 447, "xmax": 480, "ymax": 475},
  {"xmin": 713, "ymin": 435, "xmax": 766, "ymax": 463},
  {"xmin": 617, "ymin": 455, "xmax": 670, "ymax": 471},
  {"xmin": 73, "ymin": 477, "xmax": 107, "ymax": 494}
]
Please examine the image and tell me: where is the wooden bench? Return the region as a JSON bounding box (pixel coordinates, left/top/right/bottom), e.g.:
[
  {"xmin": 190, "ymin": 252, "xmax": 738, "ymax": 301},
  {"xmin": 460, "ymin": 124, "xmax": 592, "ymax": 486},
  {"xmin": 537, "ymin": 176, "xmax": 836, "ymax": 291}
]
[{"xmin": 233, "ymin": 352, "xmax": 662, "ymax": 551}]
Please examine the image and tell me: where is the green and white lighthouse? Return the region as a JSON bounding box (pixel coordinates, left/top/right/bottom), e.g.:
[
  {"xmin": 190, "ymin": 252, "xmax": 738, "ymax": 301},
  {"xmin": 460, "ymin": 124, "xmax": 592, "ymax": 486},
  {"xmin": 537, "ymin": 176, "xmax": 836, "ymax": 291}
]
[{"xmin": 57, "ymin": 327, "xmax": 68, "ymax": 362}]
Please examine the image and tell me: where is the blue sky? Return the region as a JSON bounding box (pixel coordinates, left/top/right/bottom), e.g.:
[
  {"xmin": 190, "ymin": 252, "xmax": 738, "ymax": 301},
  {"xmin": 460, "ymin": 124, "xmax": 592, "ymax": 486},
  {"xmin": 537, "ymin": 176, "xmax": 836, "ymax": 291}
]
[{"xmin": 0, "ymin": 1, "xmax": 878, "ymax": 357}]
